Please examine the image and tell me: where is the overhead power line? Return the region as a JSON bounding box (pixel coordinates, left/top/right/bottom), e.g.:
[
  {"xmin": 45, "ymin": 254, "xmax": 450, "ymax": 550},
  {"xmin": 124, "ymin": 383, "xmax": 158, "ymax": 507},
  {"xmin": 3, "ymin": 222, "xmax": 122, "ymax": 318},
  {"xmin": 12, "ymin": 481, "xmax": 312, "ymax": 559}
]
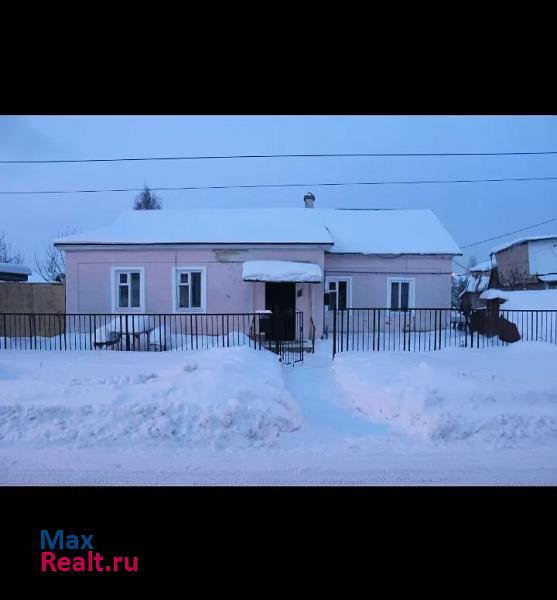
[
  {"xmin": 460, "ymin": 216, "xmax": 557, "ymax": 249},
  {"xmin": 3, "ymin": 150, "xmax": 557, "ymax": 165},
  {"xmin": 4, "ymin": 175, "xmax": 557, "ymax": 195}
]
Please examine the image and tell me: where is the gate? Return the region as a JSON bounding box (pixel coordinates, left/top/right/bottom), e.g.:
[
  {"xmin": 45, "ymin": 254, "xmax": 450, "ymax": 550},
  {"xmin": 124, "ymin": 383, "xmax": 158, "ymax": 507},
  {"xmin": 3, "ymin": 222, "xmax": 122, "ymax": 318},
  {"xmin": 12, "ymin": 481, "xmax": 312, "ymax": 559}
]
[{"xmin": 261, "ymin": 310, "xmax": 304, "ymax": 364}]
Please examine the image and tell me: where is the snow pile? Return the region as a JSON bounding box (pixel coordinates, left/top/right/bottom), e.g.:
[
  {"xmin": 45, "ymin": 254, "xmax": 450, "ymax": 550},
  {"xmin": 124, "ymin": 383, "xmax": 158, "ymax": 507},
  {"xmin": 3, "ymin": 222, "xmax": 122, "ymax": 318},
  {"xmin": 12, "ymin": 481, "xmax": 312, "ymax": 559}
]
[
  {"xmin": 242, "ymin": 260, "xmax": 323, "ymax": 283},
  {"xmin": 0, "ymin": 346, "xmax": 301, "ymax": 449},
  {"xmin": 332, "ymin": 343, "xmax": 557, "ymax": 447}
]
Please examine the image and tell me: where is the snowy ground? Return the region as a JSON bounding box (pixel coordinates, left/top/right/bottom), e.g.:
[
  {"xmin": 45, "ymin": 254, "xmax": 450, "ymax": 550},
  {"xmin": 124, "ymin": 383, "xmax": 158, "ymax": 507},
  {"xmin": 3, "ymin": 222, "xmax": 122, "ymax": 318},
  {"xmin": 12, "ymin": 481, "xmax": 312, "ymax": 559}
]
[{"xmin": 1, "ymin": 342, "xmax": 556, "ymax": 485}]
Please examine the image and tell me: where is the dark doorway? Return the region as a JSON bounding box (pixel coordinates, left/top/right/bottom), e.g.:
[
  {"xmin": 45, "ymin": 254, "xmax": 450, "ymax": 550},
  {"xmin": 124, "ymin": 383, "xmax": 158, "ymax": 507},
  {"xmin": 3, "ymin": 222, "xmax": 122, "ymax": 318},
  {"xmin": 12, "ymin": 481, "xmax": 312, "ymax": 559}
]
[{"xmin": 265, "ymin": 282, "xmax": 296, "ymax": 341}]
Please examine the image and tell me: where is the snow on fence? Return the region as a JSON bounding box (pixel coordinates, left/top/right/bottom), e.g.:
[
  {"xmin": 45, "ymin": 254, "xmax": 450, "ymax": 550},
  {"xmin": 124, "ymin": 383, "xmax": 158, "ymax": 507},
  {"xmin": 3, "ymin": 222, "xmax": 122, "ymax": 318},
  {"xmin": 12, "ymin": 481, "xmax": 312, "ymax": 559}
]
[{"xmin": 332, "ymin": 308, "xmax": 557, "ymax": 355}]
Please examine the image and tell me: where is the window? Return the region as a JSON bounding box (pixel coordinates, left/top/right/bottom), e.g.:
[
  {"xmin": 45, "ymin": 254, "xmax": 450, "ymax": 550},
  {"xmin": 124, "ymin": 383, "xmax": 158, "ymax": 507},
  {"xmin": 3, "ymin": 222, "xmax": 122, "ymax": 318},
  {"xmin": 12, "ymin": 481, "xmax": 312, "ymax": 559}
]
[
  {"xmin": 112, "ymin": 268, "xmax": 144, "ymax": 312},
  {"xmin": 173, "ymin": 267, "xmax": 206, "ymax": 312},
  {"xmin": 324, "ymin": 277, "xmax": 351, "ymax": 310},
  {"xmin": 387, "ymin": 278, "xmax": 415, "ymax": 311}
]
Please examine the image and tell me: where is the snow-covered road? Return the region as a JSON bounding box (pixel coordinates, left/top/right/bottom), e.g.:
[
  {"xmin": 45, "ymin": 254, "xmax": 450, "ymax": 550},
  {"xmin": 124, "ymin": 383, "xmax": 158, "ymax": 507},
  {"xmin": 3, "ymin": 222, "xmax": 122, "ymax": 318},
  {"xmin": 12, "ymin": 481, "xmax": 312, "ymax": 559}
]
[{"xmin": 1, "ymin": 342, "xmax": 556, "ymax": 485}]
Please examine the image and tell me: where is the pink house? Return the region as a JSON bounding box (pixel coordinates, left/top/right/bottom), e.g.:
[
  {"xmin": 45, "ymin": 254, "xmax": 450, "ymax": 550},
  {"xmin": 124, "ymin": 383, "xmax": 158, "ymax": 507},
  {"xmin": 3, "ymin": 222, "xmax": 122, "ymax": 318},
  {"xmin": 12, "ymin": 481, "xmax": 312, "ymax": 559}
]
[{"xmin": 54, "ymin": 195, "xmax": 461, "ymax": 339}]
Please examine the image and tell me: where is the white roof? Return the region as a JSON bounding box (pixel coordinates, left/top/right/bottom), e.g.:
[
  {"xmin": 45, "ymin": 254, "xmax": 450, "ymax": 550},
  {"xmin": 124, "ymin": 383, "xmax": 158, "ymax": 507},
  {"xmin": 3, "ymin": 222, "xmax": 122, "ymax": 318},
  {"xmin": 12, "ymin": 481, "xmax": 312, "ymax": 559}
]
[
  {"xmin": 54, "ymin": 209, "xmax": 333, "ymax": 246},
  {"xmin": 490, "ymin": 235, "xmax": 557, "ymax": 255},
  {"xmin": 469, "ymin": 260, "xmax": 493, "ymax": 272},
  {"xmin": 242, "ymin": 260, "xmax": 323, "ymax": 283},
  {"xmin": 460, "ymin": 270, "xmax": 491, "ymax": 297},
  {"xmin": 480, "ymin": 289, "xmax": 557, "ymax": 310},
  {"xmin": 315, "ymin": 209, "xmax": 461, "ymax": 255},
  {"xmin": 54, "ymin": 208, "xmax": 461, "ymax": 255},
  {"xmin": 0, "ymin": 262, "xmax": 32, "ymax": 276}
]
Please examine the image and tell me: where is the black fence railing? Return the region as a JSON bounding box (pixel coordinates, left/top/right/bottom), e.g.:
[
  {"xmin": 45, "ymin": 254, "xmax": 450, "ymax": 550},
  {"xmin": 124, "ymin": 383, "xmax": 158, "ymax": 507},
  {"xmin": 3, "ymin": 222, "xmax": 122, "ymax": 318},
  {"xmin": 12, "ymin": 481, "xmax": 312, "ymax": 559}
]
[
  {"xmin": 332, "ymin": 308, "xmax": 557, "ymax": 356},
  {"xmin": 0, "ymin": 311, "xmax": 305, "ymax": 364}
]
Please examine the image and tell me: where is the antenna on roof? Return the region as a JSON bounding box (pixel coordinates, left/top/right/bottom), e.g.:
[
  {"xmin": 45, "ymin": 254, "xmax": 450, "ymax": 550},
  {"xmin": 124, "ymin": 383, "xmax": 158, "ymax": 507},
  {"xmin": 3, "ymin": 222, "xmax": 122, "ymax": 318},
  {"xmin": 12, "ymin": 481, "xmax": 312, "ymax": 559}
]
[{"xmin": 304, "ymin": 192, "xmax": 315, "ymax": 208}]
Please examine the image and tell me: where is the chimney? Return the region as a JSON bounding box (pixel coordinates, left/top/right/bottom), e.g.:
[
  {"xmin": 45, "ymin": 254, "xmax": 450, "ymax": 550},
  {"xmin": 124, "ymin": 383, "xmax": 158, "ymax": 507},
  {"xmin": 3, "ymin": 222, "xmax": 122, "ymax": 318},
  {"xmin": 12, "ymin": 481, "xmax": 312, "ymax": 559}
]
[{"xmin": 304, "ymin": 192, "xmax": 315, "ymax": 208}]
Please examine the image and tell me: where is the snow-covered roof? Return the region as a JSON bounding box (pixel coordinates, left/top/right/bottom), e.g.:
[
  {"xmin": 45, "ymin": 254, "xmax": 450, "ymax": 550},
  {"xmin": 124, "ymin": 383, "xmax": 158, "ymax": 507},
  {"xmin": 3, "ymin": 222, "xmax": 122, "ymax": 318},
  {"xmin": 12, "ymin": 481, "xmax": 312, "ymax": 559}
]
[
  {"xmin": 480, "ymin": 289, "xmax": 557, "ymax": 310},
  {"xmin": 316, "ymin": 209, "xmax": 461, "ymax": 254},
  {"xmin": 0, "ymin": 262, "xmax": 32, "ymax": 276},
  {"xmin": 490, "ymin": 235, "xmax": 557, "ymax": 255},
  {"xmin": 54, "ymin": 208, "xmax": 461, "ymax": 256},
  {"xmin": 469, "ymin": 260, "xmax": 493, "ymax": 272},
  {"xmin": 539, "ymin": 274, "xmax": 557, "ymax": 283},
  {"xmin": 480, "ymin": 289, "xmax": 509, "ymax": 301},
  {"xmin": 242, "ymin": 260, "xmax": 323, "ymax": 283},
  {"xmin": 54, "ymin": 209, "xmax": 333, "ymax": 246},
  {"xmin": 460, "ymin": 271, "xmax": 491, "ymax": 296}
]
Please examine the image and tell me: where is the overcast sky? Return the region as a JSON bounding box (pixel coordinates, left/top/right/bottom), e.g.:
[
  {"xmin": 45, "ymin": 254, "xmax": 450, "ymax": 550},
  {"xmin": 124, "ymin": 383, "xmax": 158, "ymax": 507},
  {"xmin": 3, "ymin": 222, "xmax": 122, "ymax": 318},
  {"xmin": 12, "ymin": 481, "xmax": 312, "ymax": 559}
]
[{"xmin": 1, "ymin": 115, "xmax": 557, "ymax": 271}]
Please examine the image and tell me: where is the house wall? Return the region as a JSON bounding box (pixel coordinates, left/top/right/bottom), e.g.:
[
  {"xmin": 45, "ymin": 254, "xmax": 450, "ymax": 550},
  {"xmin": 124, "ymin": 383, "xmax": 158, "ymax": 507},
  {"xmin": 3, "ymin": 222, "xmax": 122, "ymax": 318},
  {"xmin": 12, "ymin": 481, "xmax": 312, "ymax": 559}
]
[
  {"xmin": 64, "ymin": 246, "xmax": 325, "ymax": 338},
  {"xmin": 64, "ymin": 248, "xmax": 455, "ymax": 340},
  {"xmin": 528, "ymin": 239, "xmax": 557, "ymax": 277},
  {"xmin": 494, "ymin": 244, "xmax": 543, "ymax": 289},
  {"xmin": 322, "ymin": 254, "xmax": 453, "ymax": 333}
]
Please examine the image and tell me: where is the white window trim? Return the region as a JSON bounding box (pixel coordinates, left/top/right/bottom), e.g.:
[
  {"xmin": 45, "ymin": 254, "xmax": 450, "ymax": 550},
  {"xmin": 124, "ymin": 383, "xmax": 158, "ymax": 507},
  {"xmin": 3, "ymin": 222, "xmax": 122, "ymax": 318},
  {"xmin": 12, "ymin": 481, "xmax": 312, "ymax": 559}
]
[
  {"xmin": 111, "ymin": 266, "xmax": 146, "ymax": 313},
  {"xmin": 387, "ymin": 277, "xmax": 415, "ymax": 311},
  {"xmin": 172, "ymin": 266, "xmax": 207, "ymax": 313},
  {"xmin": 325, "ymin": 276, "xmax": 352, "ymax": 310}
]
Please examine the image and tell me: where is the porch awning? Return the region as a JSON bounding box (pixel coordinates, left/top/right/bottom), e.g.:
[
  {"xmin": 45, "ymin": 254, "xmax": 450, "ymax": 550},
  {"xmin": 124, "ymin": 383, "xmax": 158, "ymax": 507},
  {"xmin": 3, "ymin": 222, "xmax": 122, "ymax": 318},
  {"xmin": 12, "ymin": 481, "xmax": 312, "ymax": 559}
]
[{"xmin": 242, "ymin": 260, "xmax": 323, "ymax": 283}]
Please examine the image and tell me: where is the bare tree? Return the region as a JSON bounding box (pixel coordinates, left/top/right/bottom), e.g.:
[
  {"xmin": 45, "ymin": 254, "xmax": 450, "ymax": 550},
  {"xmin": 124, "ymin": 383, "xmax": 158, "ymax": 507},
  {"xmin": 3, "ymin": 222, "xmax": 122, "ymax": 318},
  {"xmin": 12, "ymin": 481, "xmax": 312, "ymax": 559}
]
[
  {"xmin": 451, "ymin": 274, "xmax": 468, "ymax": 308},
  {"xmin": 0, "ymin": 231, "xmax": 24, "ymax": 264},
  {"xmin": 34, "ymin": 226, "xmax": 79, "ymax": 282},
  {"xmin": 133, "ymin": 185, "xmax": 162, "ymax": 210},
  {"xmin": 499, "ymin": 265, "xmax": 529, "ymax": 290}
]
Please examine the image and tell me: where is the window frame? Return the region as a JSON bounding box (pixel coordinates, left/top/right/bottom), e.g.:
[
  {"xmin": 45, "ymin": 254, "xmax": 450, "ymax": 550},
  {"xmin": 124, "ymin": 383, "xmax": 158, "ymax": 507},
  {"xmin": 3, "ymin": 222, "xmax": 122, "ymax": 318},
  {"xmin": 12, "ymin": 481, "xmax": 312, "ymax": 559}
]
[
  {"xmin": 172, "ymin": 266, "xmax": 207, "ymax": 313},
  {"xmin": 386, "ymin": 277, "xmax": 415, "ymax": 312},
  {"xmin": 111, "ymin": 266, "xmax": 145, "ymax": 313},
  {"xmin": 324, "ymin": 276, "xmax": 352, "ymax": 311}
]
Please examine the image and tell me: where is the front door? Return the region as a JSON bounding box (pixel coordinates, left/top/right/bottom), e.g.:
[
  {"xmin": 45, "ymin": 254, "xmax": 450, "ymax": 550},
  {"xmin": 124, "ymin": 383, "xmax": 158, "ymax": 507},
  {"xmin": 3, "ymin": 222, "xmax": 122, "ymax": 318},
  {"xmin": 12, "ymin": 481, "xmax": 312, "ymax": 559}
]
[{"xmin": 265, "ymin": 282, "xmax": 296, "ymax": 341}]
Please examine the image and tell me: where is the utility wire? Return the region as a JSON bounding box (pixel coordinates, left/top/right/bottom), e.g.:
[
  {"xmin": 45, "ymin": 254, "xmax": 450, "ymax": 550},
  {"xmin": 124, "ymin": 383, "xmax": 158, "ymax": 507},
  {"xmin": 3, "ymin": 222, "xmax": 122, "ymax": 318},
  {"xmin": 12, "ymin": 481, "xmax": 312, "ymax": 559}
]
[
  {"xmin": 460, "ymin": 216, "xmax": 557, "ymax": 249},
  {"xmin": 4, "ymin": 175, "xmax": 557, "ymax": 195},
  {"xmin": 3, "ymin": 150, "xmax": 557, "ymax": 165}
]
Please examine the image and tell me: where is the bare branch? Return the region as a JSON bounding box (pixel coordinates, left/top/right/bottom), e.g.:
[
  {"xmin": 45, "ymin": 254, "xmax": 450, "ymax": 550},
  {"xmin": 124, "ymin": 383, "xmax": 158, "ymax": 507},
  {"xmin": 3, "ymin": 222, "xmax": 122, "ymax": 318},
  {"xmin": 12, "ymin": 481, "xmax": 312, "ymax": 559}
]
[{"xmin": 0, "ymin": 231, "xmax": 24, "ymax": 264}]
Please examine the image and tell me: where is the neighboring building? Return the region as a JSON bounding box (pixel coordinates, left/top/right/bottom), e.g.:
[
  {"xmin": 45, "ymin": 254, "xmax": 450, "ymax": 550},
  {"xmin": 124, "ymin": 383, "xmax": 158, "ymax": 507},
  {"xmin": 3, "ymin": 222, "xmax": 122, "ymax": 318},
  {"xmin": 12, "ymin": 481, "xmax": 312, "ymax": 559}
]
[
  {"xmin": 459, "ymin": 260, "xmax": 495, "ymax": 314},
  {"xmin": 0, "ymin": 262, "xmax": 33, "ymax": 282},
  {"xmin": 490, "ymin": 235, "xmax": 557, "ymax": 290},
  {"xmin": 53, "ymin": 196, "xmax": 461, "ymax": 338},
  {"xmin": 0, "ymin": 263, "xmax": 65, "ymax": 333}
]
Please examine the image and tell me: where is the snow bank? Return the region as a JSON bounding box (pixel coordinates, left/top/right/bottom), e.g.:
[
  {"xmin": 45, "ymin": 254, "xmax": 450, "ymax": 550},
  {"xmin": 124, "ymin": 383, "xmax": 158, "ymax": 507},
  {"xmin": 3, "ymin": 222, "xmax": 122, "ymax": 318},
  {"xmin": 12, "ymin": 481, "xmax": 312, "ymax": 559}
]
[
  {"xmin": 332, "ymin": 343, "xmax": 557, "ymax": 447},
  {"xmin": 242, "ymin": 260, "xmax": 323, "ymax": 283},
  {"xmin": 0, "ymin": 346, "xmax": 301, "ymax": 449}
]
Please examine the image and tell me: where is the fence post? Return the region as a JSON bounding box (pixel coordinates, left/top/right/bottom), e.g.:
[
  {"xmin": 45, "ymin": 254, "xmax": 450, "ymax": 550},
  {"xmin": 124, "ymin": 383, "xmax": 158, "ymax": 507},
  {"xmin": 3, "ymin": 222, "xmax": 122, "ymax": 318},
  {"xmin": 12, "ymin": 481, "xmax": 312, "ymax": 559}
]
[
  {"xmin": 300, "ymin": 313, "xmax": 304, "ymax": 363},
  {"xmin": 332, "ymin": 307, "xmax": 337, "ymax": 358}
]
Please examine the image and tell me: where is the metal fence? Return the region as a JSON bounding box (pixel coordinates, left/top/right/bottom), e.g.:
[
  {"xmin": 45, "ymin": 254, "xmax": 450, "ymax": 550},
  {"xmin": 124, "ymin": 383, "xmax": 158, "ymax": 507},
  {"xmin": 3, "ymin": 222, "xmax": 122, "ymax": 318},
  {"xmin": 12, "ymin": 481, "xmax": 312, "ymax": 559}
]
[
  {"xmin": 0, "ymin": 311, "xmax": 305, "ymax": 364},
  {"xmin": 332, "ymin": 308, "xmax": 557, "ymax": 356}
]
